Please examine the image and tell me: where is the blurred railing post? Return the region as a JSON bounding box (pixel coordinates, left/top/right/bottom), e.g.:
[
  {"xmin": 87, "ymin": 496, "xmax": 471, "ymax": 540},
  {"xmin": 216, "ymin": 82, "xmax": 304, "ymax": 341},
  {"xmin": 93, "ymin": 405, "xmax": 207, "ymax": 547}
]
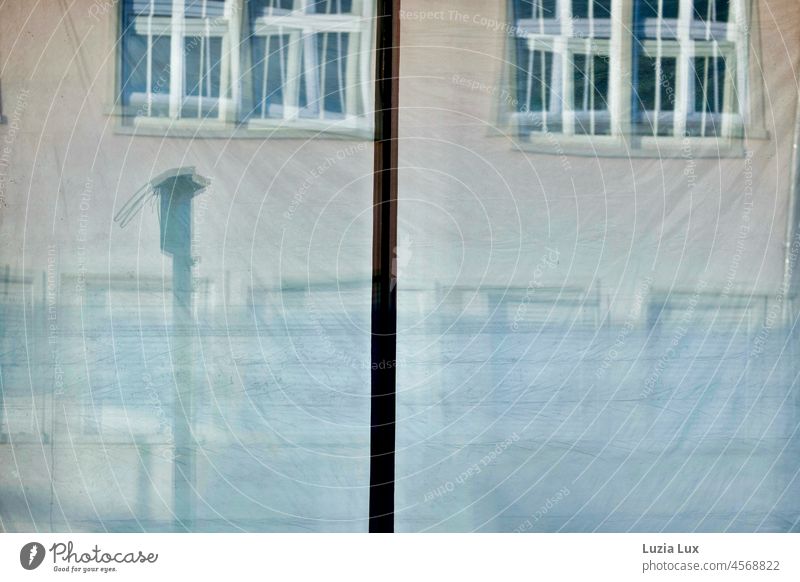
[{"xmin": 154, "ymin": 169, "xmax": 209, "ymax": 531}]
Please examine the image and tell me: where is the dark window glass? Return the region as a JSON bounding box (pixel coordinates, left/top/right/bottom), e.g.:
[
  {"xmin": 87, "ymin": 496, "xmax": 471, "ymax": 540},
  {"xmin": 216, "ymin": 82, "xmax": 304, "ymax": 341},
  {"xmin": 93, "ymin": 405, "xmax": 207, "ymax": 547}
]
[
  {"xmin": 309, "ymin": 0, "xmax": 354, "ymax": 14},
  {"xmin": 572, "ymin": 0, "xmax": 612, "ymax": 19},
  {"xmin": 693, "ymin": 0, "xmax": 730, "ymax": 22},
  {"xmin": 693, "ymin": 55, "xmax": 727, "ymax": 113},
  {"xmin": 249, "ymin": 34, "xmax": 289, "ymax": 119},
  {"xmin": 248, "ymin": 0, "xmax": 295, "ymax": 15},
  {"xmin": 516, "ymin": 46, "xmax": 554, "ymax": 115},
  {"xmin": 573, "ymin": 53, "xmax": 610, "ymax": 112},
  {"xmin": 121, "ymin": 3, "xmax": 172, "ymax": 116},
  {"xmin": 514, "ymin": 0, "xmax": 559, "ymax": 20}
]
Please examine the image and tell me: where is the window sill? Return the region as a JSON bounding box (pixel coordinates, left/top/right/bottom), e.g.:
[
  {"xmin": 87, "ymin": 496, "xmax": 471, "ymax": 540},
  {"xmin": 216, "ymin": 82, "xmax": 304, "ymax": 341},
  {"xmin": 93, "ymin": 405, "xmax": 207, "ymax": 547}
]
[
  {"xmin": 112, "ymin": 116, "xmax": 373, "ymax": 141},
  {"xmin": 514, "ymin": 132, "xmax": 755, "ymax": 159}
]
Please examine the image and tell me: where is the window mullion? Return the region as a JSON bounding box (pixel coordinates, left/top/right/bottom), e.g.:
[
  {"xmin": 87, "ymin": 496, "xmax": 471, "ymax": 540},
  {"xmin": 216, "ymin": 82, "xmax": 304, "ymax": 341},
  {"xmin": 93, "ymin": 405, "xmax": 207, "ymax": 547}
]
[
  {"xmin": 219, "ymin": 0, "xmax": 243, "ymax": 123},
  {"xmin": 344, "ymin": 30, "xmax": 361, "ymax": 119},
  {"xmin": 168, "ymin": 0, "xmax": 186, "ymax": 119},
  {"xmin": 169, "ymin": 0, "xmax": 185, "ymax": 119},
  {"xmin": 654, "ymin": 0, "xmax": 664, "ymax": 135},
  {"xmin": 734, "ymin": 0, "xmax": 749, "ymax": 127},
  {"xmin": 721, "ymin": 49, "xmax": 736, "ymax": 136},
  {"xmin": 609, "ymin": 0, "xmax": 633, "ymax": 136},
  {"xmin": 284, "ymin": 30, "xmax": 302, "ymax": 119},
  {"xmin": 358, "ymin": 0, "xmax": 373, "ymax": 121},
  {"xmin": 560, "ymin": 0, "xmax": 574, "ymax": 135},
  {"xmin": 674, "ymin": 0, "xmax": 693, "ymax": 136},
  {"xmin": 146, "ymin": 7, "xmax": 154, "ymax": 118},
  {"xmin": 303, "ymin": 32, "xmax": 321, "ymax": 117},
  {"xmin": 723, "ymin": 0, "xmax": 747, "ymax": 137}
]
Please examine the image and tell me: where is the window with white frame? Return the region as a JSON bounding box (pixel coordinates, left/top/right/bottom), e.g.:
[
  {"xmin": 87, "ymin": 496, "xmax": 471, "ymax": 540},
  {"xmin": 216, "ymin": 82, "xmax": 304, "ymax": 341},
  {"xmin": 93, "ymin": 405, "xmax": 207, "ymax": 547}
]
[
  {"xmin": 245, "ymin": 0, "xmax": 372, "ymax": 128},
  {"xmin": 512, "ymin": 0, "xmax": 748, "ymax": 141},
  {"xmin": 121, "ymin": 0, "xmax": 235, "ymax": 121},
  {"xmin": 514, "ymin": 0, "xmax": 613, "ymax": 135},
  {"xmin": 120, "ymin": 0, "xmax": 373, "ymax": 131}
]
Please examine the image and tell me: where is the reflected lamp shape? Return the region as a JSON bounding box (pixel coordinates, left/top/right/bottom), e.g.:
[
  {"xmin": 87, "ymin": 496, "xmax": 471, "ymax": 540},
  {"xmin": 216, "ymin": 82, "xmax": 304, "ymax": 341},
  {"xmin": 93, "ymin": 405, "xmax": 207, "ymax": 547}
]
[
  {"xmin": 114, "ymin": 167, "xmax": 209, "ymax": 531},
  {"xmin": 114, "ymin": 166, "xmax": 210, "ymax": 255}
]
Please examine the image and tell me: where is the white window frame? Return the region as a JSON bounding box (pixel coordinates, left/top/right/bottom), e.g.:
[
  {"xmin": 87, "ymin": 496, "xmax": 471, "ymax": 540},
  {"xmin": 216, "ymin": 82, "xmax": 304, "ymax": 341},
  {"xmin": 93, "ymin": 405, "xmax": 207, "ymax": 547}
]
[
  {"xmin": 516, "ymin": 0, "xmax": 614, "ymax": 136},
  {"xmin": 121, "ymin": 0, "xmax": 373, "ymax": 135},
  {"xmin": 247, "ymin": 0, "xmax": 373, "ymax": 132},
  {"xmin": 513, "ymin": 0, "xmax": 750, "ymax": 147},
  {"xmin": 127, "ymin": 0, "xmax": 242, "ymax": 127}
]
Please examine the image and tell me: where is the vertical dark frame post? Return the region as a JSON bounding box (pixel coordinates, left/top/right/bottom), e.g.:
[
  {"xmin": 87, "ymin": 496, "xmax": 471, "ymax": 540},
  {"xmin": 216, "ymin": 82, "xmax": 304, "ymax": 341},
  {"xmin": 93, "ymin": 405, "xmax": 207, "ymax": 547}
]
[{"xmin": 370, "ymin": 0, "xmax": 400, "ymax": 533}]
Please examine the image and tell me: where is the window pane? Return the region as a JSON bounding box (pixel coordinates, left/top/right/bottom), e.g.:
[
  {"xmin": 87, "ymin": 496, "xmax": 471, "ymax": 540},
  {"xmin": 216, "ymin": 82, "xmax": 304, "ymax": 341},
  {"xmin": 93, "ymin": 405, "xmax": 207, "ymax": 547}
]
[
  {"xmin": 250, "ymin": 35, "xmax": 290, "ymax": 119},
  {"xmin": 693, "ymin": 56, "xmax": 727, "ymax": 114},
  {"xmin": 183, "ymin": 36, "xmax": 222, "ymax": 117},
  {"xmin": 636, "ymin": 55, "xmax": 658, "ymax": 111},
  {"xmin": 692, "ymin": 0, "xmax": 730, "ymax": 22},
  {"xmin": 637, "ymin": 0, "xmax": 680, "ymax": 20},
  {"xmin": 658, "ymin": 58, "xmax": 677, "ymax": 112},
  {"xmin": 121, "ymin": 0, "xmax": 232, "ymax": 122},
  {"xmin": 309, "ymin": 0, "xmax": 355, "ymax": 14},
  {"xmin": 572, "ymin": 0, "xmax": 612, "ymax": 19},
  {"xmin": 318, "ymin": 33, "xmax": 350, "ymax": 116},
  {"xmin": 686, "ymin": 55, "xmax": 734, "ymax": 137},
  {"xmin": 129, "ymin": 0, "xmax": 175, "ymax": 17},
  {"xmin": 636, "ymin": 0, "xmax": 680, "ymax": 38},
  {"xmin": 120, "ymin": 3, "xmax": 172, "ymax": 118},
  {"xmin": 0, "ymin": 0, "xmax": 375, "ymax": 532},
  {"xmin": 396, "ymin": 0, "xmax": 799, "ymax": 533},
  {"xmin": 572, "ymin": 53, "xmax": 611, "ymax": 135},
  {"xmin": 572, "ymin": 54, "xmax": 609, "ymax": 110},
  {"xmin": 245, "ymin": 2, "xmax": 371, "ymax": 126},
  {"xmin": 515, "ymin": 0, "xmax": 559, "ymax": 20},
  {"xmin": 184, "ymin": 0, "xmax": 227, "ymax": 18},
  {"xmin": 515, "ymin": 44, "xmax": 555, "ymax": 134},
  {"xmin": 634, "ymin": 55, "xmax": 677, "ymax": 136}
]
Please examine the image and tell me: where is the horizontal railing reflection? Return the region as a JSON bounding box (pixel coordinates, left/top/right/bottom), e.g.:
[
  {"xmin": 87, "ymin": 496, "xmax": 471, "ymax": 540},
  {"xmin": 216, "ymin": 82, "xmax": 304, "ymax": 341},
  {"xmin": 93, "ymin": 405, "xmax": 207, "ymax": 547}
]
[{"xmin": 1, "ymin": 264, "xmax": 798, "ymax": 531}]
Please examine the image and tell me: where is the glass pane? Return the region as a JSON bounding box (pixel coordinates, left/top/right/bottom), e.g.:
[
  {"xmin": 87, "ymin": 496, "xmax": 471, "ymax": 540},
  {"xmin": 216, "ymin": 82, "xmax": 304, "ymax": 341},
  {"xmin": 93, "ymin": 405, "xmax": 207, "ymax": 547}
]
[
  {"xmin": 317, "ymin": 33, "xmax": 350, "ymax": 116},
  {"xmin": 0, "ymin": 0, "xmax": 374, "ymax": 532},
  {"xmin": 636, "ymin": 55, "xmax": 659, "ymax": 111},
  {"xmin": 572, "ymin": 0, "xmax": 612, "ymax": 19},
  {"xmin": 120, "ymin": 6, "xmax": 172, "ymax": 119},
  {"xmin": 658, "ymin": 57, "xmax": 677, "ymax": 112},
  {"xmin": 396, "ymin": 0, "xmax": 800, "ymax": 532},
  {"xmin": 687, "ymin": 55, "xmax": 734, "ymax": 137},
  {"xmin": 246, "ymin": 4, "xmax": 370, "ymax": 125},
  {"xmin": 250, "ymin": 35, "xmax": 290, "ymax": 119},
  {"xmin": 183, "ymin": 36, "xmax": 222, "ymax": 117},
  {"xmin": 514, "ymin": 45, "xmax": 555, "ymax": 134},
  {"xmin": 184, "ymin": 37, "xmax": 222, "ymax": 98},
  {"xmin": 184, "ymin": 0, "xmax": 227, "ymax": 18},
  {"xmin": 309, "ymin": 0, "xmax": 355, "ymax": 14},
  {"xmin": 572, "ymin": 53, "xmax": 611, "ymax": 135},
  {"xmin": 515, "ymin": 0, "xmax": 559, "ymax": 20},
  {"xmin": 636, "ymin": 0, "xmax": 680, "ymax": 38},
  {"xmin": 250, "ymin": 0, "xmax": 295, "ymax": 14},
  {"xmin": 693, "ymin": 56, "xmax": 727, "ymax": 114},
  {"xmin": 634, "ymin": 55, "xmax": 677, "ymax": 136},
  {"xmin": 692, "ymin": 0, "xmax": 730, "ymax": 22}
]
